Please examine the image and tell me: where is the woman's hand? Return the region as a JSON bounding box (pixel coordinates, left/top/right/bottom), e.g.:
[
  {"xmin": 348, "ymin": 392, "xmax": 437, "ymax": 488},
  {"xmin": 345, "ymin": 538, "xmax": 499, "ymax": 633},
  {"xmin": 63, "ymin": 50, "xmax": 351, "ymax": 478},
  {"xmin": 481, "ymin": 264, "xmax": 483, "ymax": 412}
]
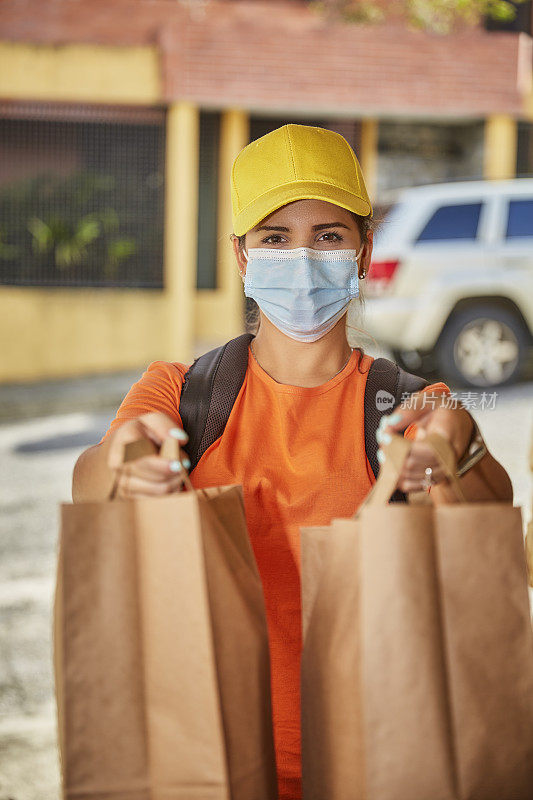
[
  {"xmin": 107, "ymin": 412, "xmax": 191, "ymax": 499},
  {"xmin": 376, "ymin": 392, "xmax": 474, "ymax": 494}
]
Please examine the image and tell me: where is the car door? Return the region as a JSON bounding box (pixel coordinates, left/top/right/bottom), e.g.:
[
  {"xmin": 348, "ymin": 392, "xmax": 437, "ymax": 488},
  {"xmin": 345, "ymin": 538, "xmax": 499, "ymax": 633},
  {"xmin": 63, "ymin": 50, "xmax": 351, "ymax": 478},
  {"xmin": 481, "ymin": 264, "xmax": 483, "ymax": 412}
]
[
  {"xmin": 395, "ymin": 196, "xmax": 492, "ymax": 301},
  {"xmin": 497, "ymin": 194, "xmax": 533, "ymax": 335}
]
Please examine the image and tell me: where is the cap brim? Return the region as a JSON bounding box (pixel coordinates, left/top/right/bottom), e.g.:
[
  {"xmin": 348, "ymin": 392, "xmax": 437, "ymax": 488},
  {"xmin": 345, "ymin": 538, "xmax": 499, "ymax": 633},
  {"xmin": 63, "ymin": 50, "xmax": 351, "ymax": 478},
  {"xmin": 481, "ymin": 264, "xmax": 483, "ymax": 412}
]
[{"xmin": 233, "ymin": 180, "xmax": 372, "ymax": 236}]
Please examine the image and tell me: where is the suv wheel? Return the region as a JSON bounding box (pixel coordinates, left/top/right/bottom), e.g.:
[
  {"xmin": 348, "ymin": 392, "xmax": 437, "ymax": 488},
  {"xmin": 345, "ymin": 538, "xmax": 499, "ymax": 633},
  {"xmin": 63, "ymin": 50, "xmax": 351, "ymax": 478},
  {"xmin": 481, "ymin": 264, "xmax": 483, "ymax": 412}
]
[
  {"xmin": 391, "ymin": 349, "xmax": 419, "ymax": 372},
  {"xmin": 436, "ymin": 304, "xmax": 529, "ymax": 388}
]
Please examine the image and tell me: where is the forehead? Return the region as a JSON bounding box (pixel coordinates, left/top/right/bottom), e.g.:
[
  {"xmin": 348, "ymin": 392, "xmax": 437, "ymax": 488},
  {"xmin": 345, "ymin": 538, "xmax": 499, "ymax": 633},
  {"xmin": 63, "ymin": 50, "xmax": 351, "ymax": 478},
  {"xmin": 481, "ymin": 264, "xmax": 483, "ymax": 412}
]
[{"xmin": 252, "ymin": 199, "xmax": 355, "ymax": 230}]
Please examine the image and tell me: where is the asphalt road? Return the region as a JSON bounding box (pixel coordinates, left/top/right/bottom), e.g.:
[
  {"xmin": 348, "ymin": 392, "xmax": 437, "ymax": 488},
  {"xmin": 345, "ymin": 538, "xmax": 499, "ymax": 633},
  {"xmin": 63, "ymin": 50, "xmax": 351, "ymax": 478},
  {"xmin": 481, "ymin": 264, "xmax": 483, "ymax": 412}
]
[{"xmin": 0, "ymin": 388, "xmax": 532, "ymax": 799}]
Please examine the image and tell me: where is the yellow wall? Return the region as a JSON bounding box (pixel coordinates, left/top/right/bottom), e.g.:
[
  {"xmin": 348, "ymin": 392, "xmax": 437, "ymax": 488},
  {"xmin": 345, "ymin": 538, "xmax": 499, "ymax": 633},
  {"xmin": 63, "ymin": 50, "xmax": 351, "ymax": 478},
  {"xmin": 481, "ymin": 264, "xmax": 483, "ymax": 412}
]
[
  {"xmin": 0, "ymin": 288, "xmax": 168, "ymax": 381},
  {"xmin": 0, "ymin": 41, "xmax": 161, "ymax": 103}
]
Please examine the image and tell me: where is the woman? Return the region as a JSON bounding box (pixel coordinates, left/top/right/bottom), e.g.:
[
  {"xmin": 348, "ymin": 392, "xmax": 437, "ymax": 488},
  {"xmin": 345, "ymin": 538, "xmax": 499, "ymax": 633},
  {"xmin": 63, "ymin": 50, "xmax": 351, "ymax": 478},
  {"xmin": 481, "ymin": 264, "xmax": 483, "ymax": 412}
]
[{"xmin": 72, "ymin": 124, "xmax": 513, "ymax": 800}]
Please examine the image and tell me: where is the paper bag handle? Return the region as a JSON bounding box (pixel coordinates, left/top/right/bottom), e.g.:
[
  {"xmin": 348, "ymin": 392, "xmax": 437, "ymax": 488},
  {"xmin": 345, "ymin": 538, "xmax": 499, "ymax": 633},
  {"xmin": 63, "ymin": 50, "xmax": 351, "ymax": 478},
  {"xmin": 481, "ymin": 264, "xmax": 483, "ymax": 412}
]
[
  {"xmin": 355, "ymin": 429, "xmax": 466, "ymax": 514},
  {"xmin": 109, "ymin": 436, "xmax": 194, "ymax": 499},
  {"xmin": 525, "ymin": 434, "xmax": 533, "ymax": 587}
]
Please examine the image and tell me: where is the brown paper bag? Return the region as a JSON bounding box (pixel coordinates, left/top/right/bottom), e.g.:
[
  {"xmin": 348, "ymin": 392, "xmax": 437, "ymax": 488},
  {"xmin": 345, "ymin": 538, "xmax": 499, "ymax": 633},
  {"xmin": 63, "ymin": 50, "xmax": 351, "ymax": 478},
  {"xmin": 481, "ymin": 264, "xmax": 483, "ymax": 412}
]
[
  {"xmin": 301, "ymin": 432, "xmax": 533, "ymax": 800},
  {"xmin": 54, "ymin": 438, "xmax": 278, "ymax": 800}
]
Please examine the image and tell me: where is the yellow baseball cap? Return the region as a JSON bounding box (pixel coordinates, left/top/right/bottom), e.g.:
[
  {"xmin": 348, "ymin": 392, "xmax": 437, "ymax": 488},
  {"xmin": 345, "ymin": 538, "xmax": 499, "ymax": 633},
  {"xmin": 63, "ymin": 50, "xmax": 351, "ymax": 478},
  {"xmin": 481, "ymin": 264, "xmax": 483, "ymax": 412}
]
[{"xmin": 231, "ymin": 123, "xmax": 373, "ymax": 236}]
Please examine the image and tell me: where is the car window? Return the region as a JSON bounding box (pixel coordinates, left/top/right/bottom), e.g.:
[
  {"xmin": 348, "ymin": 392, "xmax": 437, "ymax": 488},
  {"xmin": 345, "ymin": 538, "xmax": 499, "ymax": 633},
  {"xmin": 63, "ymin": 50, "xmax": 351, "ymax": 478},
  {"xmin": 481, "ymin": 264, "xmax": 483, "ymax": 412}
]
[
  {"xmin": 416, "ymin": 202, "xmax": 482, "ymax": 242},
  {"xmin": 506, "ymin": 199, "xmax": 533, "ymax": 239}
]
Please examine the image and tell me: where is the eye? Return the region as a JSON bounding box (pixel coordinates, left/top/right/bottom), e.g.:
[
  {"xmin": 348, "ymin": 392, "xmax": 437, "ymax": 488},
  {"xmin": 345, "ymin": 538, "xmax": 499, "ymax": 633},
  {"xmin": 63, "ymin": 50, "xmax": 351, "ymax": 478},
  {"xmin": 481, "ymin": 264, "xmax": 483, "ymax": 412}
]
[
  {"xmin": 261, "ymin": 234, "xmax": 286, "ymax": 244},
  {"xmin": 318, "ymin": 231, "xmax": 343, "ymax": 242}
]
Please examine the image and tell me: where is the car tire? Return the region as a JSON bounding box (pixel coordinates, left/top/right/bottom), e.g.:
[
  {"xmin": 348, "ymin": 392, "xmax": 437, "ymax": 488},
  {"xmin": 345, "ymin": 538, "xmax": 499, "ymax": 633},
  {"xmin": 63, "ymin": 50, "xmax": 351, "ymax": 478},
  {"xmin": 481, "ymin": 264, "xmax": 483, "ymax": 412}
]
[
  {"xmin": 391, "ymin": 349, "xmax": 417, "ymax": 372},
  {"xmin": 436, "ymin": 303, "xmax": 530, "ymax": 388}
]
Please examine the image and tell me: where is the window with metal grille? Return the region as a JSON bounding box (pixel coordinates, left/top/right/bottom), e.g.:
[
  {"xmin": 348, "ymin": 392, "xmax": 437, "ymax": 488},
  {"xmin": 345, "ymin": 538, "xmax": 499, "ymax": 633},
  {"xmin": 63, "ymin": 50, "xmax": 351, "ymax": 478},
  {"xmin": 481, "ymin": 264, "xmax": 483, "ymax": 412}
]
[
  {"xmin": 517, "ymin": 122, "xmax": 533, "ymax": 177},
  {"xmin": 0, "ymin": 104, "xmax": 166, "ymax": 288},
  {"xmin": 197, "ymin": 111, "xmax": 220, "ymax": 290}
]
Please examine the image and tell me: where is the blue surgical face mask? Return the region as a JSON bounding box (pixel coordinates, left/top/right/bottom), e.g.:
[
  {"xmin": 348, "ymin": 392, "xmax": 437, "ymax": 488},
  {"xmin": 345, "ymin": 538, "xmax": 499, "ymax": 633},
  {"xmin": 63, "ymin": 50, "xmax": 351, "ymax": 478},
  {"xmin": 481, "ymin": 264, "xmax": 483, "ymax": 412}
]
[{"xmin": 242, "ymin": 245, "xmax": 363, "ymax": 342}]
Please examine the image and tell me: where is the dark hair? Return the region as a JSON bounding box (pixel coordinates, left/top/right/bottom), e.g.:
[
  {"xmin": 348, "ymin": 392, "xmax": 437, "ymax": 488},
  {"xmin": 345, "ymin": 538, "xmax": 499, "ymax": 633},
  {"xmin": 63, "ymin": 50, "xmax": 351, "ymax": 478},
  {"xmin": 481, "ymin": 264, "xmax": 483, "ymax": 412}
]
[{"xmin": 234, "ymin": 210, "xmax": 376, "ymax": 351}]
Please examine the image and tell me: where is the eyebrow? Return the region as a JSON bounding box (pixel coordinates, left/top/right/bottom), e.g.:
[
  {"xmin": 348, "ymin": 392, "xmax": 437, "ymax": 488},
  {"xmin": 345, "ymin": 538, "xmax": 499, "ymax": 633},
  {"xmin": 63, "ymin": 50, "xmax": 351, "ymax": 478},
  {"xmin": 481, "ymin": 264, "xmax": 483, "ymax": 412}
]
[{"xmin": 255, "ymin": 222, "xmax": 351, "ymax": 232}]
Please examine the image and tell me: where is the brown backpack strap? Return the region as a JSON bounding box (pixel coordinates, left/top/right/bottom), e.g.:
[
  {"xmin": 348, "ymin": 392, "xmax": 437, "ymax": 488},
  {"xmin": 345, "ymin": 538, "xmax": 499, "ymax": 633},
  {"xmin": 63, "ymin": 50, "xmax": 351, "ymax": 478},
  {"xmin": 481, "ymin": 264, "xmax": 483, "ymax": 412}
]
[{"xmin": 178, "ymin": 333, "xmax": 254, "ymax": 471}]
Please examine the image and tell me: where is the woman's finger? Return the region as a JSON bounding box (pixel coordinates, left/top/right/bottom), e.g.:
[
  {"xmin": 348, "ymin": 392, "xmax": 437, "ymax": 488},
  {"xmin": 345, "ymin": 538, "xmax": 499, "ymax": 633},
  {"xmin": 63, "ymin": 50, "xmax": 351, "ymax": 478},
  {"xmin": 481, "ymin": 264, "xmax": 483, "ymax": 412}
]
[
  {"xmin": 397, "ymin": 446, "xmax": 445, "ymax": 483},
  {"xmin": 398, "ymin": 463, "xmax": 447, "ymax": 485},
  {"xmin": 376, "ymin": 395, "xmax": 436, "ymax": 437},
  {"xmin": 107, "ymin": 416, "xmax": 189, "ymax": 470},
  {"xmin": 114, "ymin": 469, "xmax": 188, "ymax": 499},
  {"xmin": 399, "ymin": 461, "xmax": 438, "ymax": 478},
  {"xmin": 401, "ymin": 447, "xmax": 439, "ymax": 470},
  {"xmin": 137, "ymin": 413, "xmax": 189, "ymax": 448},
  {"xmin": 397, "ymin": 477, "xmax": 433, "ymax": 493},
  {"xmin": 122, "ymin": 452, "xmax": 191, "ymax": 482}
]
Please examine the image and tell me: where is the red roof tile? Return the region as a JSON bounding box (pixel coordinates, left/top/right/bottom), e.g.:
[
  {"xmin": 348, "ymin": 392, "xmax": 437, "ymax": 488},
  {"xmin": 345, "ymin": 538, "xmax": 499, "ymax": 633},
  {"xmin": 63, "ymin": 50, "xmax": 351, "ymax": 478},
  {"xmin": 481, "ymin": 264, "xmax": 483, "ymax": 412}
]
[{"xmin": 0, "ymin": 0, "xmax": 529, "ymax": 115}]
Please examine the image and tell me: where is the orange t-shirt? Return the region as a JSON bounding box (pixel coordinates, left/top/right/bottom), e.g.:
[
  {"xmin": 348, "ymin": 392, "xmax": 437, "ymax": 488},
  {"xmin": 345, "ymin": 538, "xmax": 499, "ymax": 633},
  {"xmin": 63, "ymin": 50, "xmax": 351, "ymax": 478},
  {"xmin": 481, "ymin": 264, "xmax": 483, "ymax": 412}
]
[{"xmin": 99, "ymin": 346, "xmax": 450, "ymax": 800}]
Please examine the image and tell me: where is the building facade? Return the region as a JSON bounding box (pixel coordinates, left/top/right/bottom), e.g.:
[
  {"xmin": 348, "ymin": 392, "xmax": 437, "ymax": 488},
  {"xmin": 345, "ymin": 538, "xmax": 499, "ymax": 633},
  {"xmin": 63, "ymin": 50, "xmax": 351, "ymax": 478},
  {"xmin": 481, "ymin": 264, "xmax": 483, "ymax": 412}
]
[{"xmin": 1, "ymin": 0, "xmax": 532, "ymax": 380}]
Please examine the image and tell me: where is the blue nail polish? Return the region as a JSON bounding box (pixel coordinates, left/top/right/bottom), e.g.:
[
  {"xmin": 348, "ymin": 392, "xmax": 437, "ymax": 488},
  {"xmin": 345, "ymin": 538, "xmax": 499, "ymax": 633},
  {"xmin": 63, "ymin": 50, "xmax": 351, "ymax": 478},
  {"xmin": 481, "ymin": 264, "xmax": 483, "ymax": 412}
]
[
  {"xmin": 377, "ymin": 448, "xmax": 385, "ymax": 463},
  {"xmin": 386, "ymin": 412, "xmax": 402, "ymax": 426},
  {"xmin": 182, "ymin": 458, "xmax": 191, "ymax": 469},
  {"xmin": 377, "ymin": 430, "xmax": 392, "ymax": 445},
  {"xmin": 169, "ymin": 460, "xmax": 183, "ymax": 473},
  {"xmin": 169, "ymin": 428, "xmax": 188, "ymax": 442}
]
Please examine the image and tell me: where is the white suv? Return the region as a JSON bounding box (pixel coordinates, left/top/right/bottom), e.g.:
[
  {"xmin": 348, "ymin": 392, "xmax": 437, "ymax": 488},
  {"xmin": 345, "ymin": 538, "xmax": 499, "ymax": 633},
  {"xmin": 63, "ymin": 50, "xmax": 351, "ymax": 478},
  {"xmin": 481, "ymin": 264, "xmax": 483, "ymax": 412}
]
[{"xmin": 364, "ymin": 178, "xmax": 533, "ymax": 388}]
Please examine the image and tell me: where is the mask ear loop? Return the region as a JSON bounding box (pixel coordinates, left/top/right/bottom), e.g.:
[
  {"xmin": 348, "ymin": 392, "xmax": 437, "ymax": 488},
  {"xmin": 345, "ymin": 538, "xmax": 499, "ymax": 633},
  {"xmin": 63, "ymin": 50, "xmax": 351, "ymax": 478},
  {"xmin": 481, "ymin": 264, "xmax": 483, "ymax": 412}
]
[
  {"xmin": 239, "ymin": 247, "xmax": 249, "ymax": 280},
  {"xmin": 356, "ymin": 242, "xmax": 367, "ymax": 279}
]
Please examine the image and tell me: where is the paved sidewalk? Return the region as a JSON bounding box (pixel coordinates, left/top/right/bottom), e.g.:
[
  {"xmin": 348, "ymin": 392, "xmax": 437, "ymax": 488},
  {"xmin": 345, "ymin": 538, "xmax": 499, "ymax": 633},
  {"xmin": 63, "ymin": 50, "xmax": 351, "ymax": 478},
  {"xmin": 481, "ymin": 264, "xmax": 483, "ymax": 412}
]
[
  {"xmin": 0, "ymin": 369, "xmax": 144, "ymax": 424},
  {"xmin": 0, "ymin": 340, "xmax": 226, "ymax": 424}
]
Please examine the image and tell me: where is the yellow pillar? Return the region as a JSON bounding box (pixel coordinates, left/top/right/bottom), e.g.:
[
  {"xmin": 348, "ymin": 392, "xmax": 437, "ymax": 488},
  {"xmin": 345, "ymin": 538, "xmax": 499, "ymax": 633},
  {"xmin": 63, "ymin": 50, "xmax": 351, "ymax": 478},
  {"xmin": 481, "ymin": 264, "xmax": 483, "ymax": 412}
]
[
  {"xmin": 164, "ymin": 102, "xmax": 199, "ymax": 363},
  {"xmin": 360, "ymin": 118, "xmax": 378, "ymax": 202},
  {"xmin": 217, "ymin": 109, "xmax": 250, "ymax": 338},
  {"xmin": 484, "ymin": 114, "xmax": 518, "ymax": 180}
]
